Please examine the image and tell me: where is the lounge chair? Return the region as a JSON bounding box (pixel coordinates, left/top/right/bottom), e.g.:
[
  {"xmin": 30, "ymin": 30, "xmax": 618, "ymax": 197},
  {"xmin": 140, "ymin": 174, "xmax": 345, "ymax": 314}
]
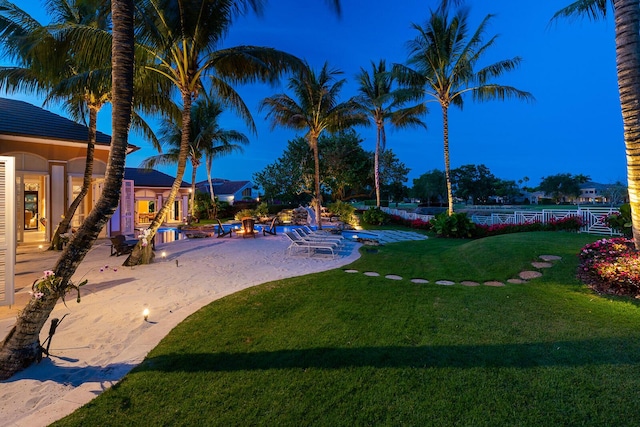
[
  {"xmin": 263, "ymin": 216, "xmax": 278, "ymax": 236},
  {"xmin": 284, "ymin": 232, "xmax": 336, "ymax": 258},
  {"xmin": 110, "ymin": 234, "xmax": 137, "ymax": 256},
  {"xmin": 302, "ymin": 225, "xmax": 344, "ymax": 239},
  {"xmin": 241, "ymin": 217, "xmax": 257, "ymax": 238},
  {"xmin": 216, "ymin": 219, "xmax": 233, "ymax": 238},
  {"xmin": 295, "ymin": 227, "xmax": 343, "ymax": 245}
]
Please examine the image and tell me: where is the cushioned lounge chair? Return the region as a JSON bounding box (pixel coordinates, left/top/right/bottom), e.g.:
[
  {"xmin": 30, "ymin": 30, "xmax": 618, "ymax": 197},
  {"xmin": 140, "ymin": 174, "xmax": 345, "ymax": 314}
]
[
  {"xmin": 110, "ymin": 234, "xmax": 137, "ymax": 256},
  {"xmin": 284, "ymin": 232, "xmax": 335, "ymax": 258},
  {"xmin": 216, "ymin": 219, "xmax": 233, "ymax": 238},
  {"xmin": 263, "ymin": 216, "xmax": 278, "ymax": 236},
  {"xmin": 294, "ymin": 227, "xmax": 343, "ymax": 245},
  {"xmin": 241, "ymin": 217, "xmax": 257, "ymax": 238}
]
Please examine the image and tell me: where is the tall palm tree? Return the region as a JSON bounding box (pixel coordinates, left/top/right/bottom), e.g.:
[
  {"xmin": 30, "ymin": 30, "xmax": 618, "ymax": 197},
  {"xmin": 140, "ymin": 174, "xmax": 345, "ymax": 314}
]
[
  {"xmin": 140, "ymin": 98, "xmax": 249, "ymax": 219},
  {"xmin": 260, "ymin": 61, "xmax": 367, "ymax": 229},
  {"xmin": 554, "ymin": 0, "xmax": 640, "ymax": 249},
  {"xmin": 124, "ymin": 0, "xmax": 301, "ymax": 265},
  {"xmin": 355, "ymin": 59, "xmax": 427, "ymax": 207},
  {"xmin": 0, "ymin": 0, "xmax": 136, "ymax": 380},
  {"xmin": 395, "ymin": 3, "xmax": 533, "ymax": 215}
]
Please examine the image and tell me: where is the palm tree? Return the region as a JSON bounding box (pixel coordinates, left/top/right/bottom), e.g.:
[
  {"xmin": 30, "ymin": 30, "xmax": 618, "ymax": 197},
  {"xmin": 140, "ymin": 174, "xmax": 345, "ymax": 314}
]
[
  {"xmin": 140, "ymin": 98, "xmax": 249, "ymax": 219},
  {"xmin": 553, "ymin": 0, "xmax": 640, "ymax": 249},
  {"xmin": 124, "ymin": 0, "xmax": 301, "ymax": 265},
  {"xmin": 355, "ymin": 59, "xmax": 427, "ymax": 207},
  {"xmin": 0, "ymin": 0, "xmax": 136, "ymax": 380},
  {"xmin": 395, "ymin": 3, "xmax": 533, "ymax": 215},
  {"xmin": 260, "ymin": 61, "xmax": 367, "ymax": 229}
]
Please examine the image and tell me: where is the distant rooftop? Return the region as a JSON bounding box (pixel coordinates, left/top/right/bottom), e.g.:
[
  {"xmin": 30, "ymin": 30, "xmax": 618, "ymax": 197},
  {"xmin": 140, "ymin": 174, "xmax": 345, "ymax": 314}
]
[
  {"xmin": 125, "ymin": 168, "xmax": 190, "ymax": 188},
  {"xmin": 196, "ymin": 179, "xmax": 250, "ymax": 195}
]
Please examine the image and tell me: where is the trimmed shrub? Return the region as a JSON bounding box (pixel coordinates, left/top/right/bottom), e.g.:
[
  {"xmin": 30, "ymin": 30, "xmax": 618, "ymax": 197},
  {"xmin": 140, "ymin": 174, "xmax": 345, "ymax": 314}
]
[
  {"xmin": 431, "ymin": 212, "xmax": 475, "ymax": 238},
  {"xmin": 362, "ymin": 207, "xmax": 389, "ymax": 225},
  {"xmin": 234, "ymin": 209, "xmax": 255, "ymax": 220}
]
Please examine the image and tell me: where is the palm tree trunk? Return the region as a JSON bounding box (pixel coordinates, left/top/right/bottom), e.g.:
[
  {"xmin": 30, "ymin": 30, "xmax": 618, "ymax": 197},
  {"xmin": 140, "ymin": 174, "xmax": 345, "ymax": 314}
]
[
  {"xmin": 48, "ymin": 105, "xmax": 99, "ymax": 250},
  {"xmin": 206, "ymin": 156, "xmax": 218, "ymax": 218},
  {"xmin": 614, "ymin": 0, "xmax": 640, "ymax": 250},
  {"xmin": 442, "ymin": 104, "xmax": 454, "ymax": 215},
  {"xmin": 0, "ymin": 0, "xmax": 135, "ymax": 379},
  {"xmin": 311, "ymin": 134, "xmax": 323, "ymax": 230},
  {"xmin": 190, "ymin": 160, "xmax": 197, "ymax": 219},
  {"xmin": 124, "ymin": 91, "xmax": 193, "ymax": 266},
  {"xmin": 375, "ymin": 125, "xmax": 381, "ymax": 207}
]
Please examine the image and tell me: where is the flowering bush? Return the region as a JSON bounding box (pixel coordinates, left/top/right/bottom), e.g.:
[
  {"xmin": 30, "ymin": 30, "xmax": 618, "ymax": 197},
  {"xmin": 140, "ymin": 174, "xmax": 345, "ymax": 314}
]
[
  {"xmin": 546, "ymin": 215, "xmax": 583, "ymax": 231},
  {"xmin": 31, "ymin": 270, "xmax": 88, "ymax": 304},
  {"xmin": 605, "ymin": 204, "xmax": 632, "ymax": 237},
  {"xmin": 577, "ymin": 238, "xmax": 640, "ymax": 297}
]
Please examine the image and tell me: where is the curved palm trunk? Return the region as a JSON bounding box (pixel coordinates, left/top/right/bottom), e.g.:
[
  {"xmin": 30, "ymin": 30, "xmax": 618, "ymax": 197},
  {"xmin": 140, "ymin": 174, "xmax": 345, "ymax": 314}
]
[
  {"xmin": 124, "ymin": 92, "xmax": 193, "ymax": 266},
  {"xmin": 0, "ymin": 0, "xmax": 135, "ymax": 380},
  {"xmin": 206, "ymin": 156, "xmax": 218, "ymax": 218},
  {"xmin": 374, "ymin": 124, "xmax": 382, "ymax": 207},
  {"xmin": 614, "ymin": 0, "xmax": 640, "ymax": 250},
  {"xmin": 442, "ymin": 104, "xmax": 454, "ymax": 215},
  {"xmin": 311, "ymin": 134, "xmax": 323, "ymax": 230},
  {"xmin": 49, "ymin": 105, "xmax": 99, "ymax": 250}
]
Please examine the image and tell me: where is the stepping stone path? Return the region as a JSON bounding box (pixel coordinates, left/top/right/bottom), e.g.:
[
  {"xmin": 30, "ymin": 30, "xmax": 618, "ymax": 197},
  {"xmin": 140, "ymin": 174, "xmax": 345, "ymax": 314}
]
[{"xmin": 344, "ymin": 253, "xmax": 563, "ymax": 288}]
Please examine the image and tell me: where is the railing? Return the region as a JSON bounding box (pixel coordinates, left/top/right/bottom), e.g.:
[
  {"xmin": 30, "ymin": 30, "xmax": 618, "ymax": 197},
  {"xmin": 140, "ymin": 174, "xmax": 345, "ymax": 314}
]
[{"xmin": 380, "ymin": 207, "xmax": 621, "ymax": 236}]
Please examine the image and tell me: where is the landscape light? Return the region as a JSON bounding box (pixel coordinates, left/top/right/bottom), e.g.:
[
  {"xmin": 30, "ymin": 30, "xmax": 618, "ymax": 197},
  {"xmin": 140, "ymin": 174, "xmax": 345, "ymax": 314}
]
[
  {"xmin": 161, "ymin": 251, "xmax": 167, "ymax": 259},
  {"xmin": 143, "ymin": 308, "xmax": 150, "ymax": 321}
]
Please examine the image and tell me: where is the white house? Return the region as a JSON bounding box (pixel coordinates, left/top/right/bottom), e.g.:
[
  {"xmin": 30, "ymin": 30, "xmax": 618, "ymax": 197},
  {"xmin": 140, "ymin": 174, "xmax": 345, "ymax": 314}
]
[{"xmin": 195, "ymin": 179, "xmax": 257, "ymax": 204}]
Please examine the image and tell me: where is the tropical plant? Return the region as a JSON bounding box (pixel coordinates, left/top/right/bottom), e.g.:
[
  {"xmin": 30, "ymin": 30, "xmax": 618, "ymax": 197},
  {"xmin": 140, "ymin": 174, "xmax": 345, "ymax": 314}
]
[
  {"xmin": 354, "ymin": 59, "xmax": 426, "ymax": 207},
  {"xmin": 606, "ymin": 203, "xmax": 633, "ymax": 237},
  {"xmin": 554, "ymin": 0, "xmax": 640, "ymax": 250},
  {"xmin": 395, "ymin": 2, "xmax": 533, "ymax": 216},
  {"xmin": 0, "ymin": 0, "xmax": 135, "ymax": 380},
  {"xmin": 327, "ymin": 200, "xmax": 356, "ymax": 226},
  {"xmin": 124, "ymin": 0, "xmax": 301, "ymax": 265},
  {"xmin": 260, "ymin": 61, "xmax": 367, "ymax": 229}
]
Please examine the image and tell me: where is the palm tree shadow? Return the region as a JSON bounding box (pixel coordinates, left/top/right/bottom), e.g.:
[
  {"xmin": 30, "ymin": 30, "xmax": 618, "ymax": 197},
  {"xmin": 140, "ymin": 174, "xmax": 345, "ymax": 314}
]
[
  {"xmin": 2, "ymin": 359, "xmax": 136, "ymax": 387},
  {"xmin": 139, "ymin": 337, "xmax": 640, "ymax": 373}
]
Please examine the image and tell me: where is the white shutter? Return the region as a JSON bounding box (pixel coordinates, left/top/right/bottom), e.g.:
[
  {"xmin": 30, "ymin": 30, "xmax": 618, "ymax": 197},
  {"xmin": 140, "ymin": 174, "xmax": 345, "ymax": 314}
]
[{"xmin": 0, "ymin": 156, "xmax": 16, "ymax": 306}]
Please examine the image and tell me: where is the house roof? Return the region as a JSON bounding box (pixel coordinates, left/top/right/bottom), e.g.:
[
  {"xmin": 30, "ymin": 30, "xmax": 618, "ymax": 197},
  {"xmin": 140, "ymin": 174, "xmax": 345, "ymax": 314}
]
[
  {"xmin": 196, "ymin": 179, "xmax": 251, "ymax": 195},
  {"xmin": 125, "ymin": 168, "xmax": 190, "ymax": 188},
  {"xmin": 0, "ymin": 97, "xmax": 138, "ymax": 151}
]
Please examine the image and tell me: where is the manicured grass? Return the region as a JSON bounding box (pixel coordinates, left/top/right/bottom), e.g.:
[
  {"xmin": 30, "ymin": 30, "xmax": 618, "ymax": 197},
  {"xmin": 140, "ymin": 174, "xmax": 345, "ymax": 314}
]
[{"xmin": 54, "ymin": 232, "xmax": 640, "ymax": 426}]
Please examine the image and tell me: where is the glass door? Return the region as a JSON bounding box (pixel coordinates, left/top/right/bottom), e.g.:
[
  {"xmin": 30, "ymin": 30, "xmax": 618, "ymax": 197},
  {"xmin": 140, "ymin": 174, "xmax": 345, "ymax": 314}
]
[{"xmin": 24, "ymin": 191, "xmax": 38, "ymax": 230}]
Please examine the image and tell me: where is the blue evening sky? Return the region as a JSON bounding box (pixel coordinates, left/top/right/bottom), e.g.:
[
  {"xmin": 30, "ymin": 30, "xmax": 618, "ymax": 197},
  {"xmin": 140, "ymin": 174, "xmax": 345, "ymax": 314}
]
[{"xmin": 3, "ymin": 1, "xmax": 625, "ymax": 187}]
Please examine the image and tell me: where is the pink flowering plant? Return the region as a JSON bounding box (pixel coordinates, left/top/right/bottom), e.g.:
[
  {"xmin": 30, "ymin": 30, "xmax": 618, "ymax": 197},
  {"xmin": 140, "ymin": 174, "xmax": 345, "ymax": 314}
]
[
  {"xmin": 577, "ymin": 237, "xmax": 640, "ymax": 297},
  {"xmin": 31, "ymin": 270, "xmax": 88, "ymax": 305}
]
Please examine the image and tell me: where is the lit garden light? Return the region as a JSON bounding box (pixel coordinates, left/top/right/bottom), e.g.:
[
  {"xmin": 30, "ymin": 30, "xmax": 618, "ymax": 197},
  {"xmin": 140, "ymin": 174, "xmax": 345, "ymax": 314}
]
[
  {"xmin": 143, "ymin": 308, "xmax": 150, "ymax": 322},
  {"xmin": 161, "ymin": 251, "xmax": 167, "ymax": 260}
]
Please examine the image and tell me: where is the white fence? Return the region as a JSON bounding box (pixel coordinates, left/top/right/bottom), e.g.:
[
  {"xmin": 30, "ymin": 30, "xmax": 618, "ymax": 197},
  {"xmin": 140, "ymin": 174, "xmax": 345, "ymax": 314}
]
[{"xmin": 380, "ymin": 207, "xmax": 621, "ymax": 236}]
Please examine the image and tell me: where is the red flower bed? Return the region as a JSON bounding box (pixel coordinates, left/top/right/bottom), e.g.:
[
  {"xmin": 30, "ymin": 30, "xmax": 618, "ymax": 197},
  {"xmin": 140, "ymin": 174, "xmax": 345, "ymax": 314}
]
[{"xmin": 577, "ymin": 238, "xmax": 640, "ymax": 297}]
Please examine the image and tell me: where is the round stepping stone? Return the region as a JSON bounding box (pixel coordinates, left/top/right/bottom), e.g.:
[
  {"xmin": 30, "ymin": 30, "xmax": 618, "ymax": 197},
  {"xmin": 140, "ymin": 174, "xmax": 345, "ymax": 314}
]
[
  {"xmin": 385, "ymin": 274, "xmax": 403, "ymax": 280},
  {"xmin": 460, "ymin": 281, "xmax": 480, "ymax": 287},
  {"xmin": 540, "ymin": 255, "xmax": 562, "ymax": 261},
  {"xmin": 364, "ymin": 271, "xmax": 380, "ymax": 277},
  {"xmin": 344, "ymin": 269, "xmax": 358, "ymax": 273},
  {"xmin": 411, "ymin": 278, "xmax": 429, "ymax": 284},
  {"xmin": 531, "ymin": 262, "xmax": 553, "ymax": 269},
  {"xmin": 519, "ymin": 271, "xmax": 542, "ymax": 280},
  {"xmin": 507, "ymin": 278, "xmax": 527, "ymax": 284},
  {"xmin": 483, "ymin": 281, "xmax": 505, "ymax": 287},
  {"xmin": 435, "ymin": 280, "xmax": 455, "ymax": 286}
]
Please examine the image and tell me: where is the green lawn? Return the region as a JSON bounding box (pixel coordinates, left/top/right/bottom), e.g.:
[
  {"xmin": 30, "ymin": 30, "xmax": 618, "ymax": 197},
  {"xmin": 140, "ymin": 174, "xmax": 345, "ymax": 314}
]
[{"xmin": 54, "ymin": 232, "xmax": 640, "ymax": 427}]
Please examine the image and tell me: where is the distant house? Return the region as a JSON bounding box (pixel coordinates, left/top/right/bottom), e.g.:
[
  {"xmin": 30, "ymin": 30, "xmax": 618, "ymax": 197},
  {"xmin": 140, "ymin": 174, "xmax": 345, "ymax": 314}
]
[
  {"xmin": 578, "ymin": 181, "xmax": 629, "ymax": 205},
  {"xmin": 0, "ymin": 97, "xmax": 139, "ymax": 243},
  {"xmin": 125, "ymin": 168, "xmax": 190, "ymax": 224},
  {"xmin": 195, "ymin": 179, "xmax": 257, "ymax": 204}
]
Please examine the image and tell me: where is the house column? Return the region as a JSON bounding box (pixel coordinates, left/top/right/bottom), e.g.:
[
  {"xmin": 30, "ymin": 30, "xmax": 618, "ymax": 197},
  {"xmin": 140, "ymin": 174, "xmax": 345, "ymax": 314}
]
[{"xmin": 49, "ymin": 161, "xmax": 67, "ymax": 234}]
